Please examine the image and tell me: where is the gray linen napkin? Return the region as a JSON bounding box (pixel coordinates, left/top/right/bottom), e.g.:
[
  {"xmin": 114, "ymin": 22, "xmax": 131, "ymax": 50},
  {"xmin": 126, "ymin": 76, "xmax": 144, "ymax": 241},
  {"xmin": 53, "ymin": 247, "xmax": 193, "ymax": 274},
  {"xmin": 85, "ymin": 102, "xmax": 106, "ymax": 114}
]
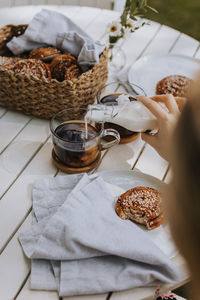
[
  {"xmin": 19, "ymin": 174, "xmax": 181, "ymax": 296},
  {"xmin": 7, "ymin": 9, "xmax": 104, "ymax": 70}
]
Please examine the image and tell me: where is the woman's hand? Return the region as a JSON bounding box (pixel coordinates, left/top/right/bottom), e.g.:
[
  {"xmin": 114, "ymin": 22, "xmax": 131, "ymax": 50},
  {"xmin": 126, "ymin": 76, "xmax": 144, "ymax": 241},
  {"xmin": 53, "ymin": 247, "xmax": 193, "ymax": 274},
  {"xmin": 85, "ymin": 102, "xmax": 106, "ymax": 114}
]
[{"xmin": 137, "ymin": 94, "xmax": 186, "ymax": 161}]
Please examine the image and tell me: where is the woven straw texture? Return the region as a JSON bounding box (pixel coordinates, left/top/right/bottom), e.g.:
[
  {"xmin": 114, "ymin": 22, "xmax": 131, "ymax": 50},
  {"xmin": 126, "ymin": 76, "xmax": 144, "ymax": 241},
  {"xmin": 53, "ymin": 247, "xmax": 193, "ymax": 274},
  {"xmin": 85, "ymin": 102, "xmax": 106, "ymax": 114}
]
[
  {"xmin": 0, "ymin": 24, "xmax": 28, "ymax": 56},
  {"xmin": 0, "ymin": 24, "xmax": 108, "ymax": 119}
]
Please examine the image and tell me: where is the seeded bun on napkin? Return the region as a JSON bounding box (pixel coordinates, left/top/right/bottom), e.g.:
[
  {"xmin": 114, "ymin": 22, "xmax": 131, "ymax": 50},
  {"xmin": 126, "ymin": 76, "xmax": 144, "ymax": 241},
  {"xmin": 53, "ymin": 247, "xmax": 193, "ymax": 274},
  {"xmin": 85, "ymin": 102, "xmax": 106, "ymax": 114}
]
[{"xmin": 116, "ymin": 186, "xmax": 164, "ymax": 229}]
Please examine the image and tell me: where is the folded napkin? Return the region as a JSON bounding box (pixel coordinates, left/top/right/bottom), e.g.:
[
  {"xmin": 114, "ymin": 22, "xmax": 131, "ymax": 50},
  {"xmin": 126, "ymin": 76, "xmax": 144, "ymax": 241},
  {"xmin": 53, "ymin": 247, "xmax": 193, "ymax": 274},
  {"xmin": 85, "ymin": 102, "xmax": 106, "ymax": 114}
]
[
  {"xmin": 19, "ymin": 173, "xmax": 181, "ymax": 296},
  {"xmin": 7, "ymin": 9, "xmax": 104, "ymax": 70}
]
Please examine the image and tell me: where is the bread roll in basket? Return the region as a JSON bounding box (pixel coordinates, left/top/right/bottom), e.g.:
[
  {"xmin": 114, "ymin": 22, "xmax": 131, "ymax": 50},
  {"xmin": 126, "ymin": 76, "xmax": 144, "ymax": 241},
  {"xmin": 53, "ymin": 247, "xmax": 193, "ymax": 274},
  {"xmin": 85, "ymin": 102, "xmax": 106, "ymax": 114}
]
[{"xmin": 0, "ymin": 24, "xmax": 108, "ymax": 119}]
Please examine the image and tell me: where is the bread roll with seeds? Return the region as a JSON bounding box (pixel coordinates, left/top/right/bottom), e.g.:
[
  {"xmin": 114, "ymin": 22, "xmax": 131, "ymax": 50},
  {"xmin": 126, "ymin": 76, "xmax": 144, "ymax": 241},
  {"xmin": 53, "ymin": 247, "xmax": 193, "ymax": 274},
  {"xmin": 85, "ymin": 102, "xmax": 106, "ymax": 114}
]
[
  {"xmin": 115, "ymin": 186, "xmax": 164, "ymax": 229},
  {"xmin": 29, "ymin": 47, "xmax": 61, "ymax": 62},
  {"xmin": 13, "ymin": 59, "xmax": 51, "ymax": 80},
  {"xmin": 156, "ymin": 75, "xmax": 193, "ymax": 97},
  {"xmin": 50, "ymin": 53, "xmax": 77, "ymax": 81},
  {"xmin": 65, "ymin": 64, "xmax": 80, "ymax": 80}
]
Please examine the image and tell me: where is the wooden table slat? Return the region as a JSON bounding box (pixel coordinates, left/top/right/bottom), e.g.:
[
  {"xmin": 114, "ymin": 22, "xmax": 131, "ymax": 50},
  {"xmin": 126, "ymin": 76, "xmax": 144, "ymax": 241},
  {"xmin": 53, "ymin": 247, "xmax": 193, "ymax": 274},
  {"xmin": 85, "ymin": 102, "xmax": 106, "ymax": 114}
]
[
  {"xmin": 142, "ymin": 24, "xmax": 180, "ymax": 55},
  {"xmin": 0, "ymin": 4, "xmax": 81, "ymax": 27},
  {"xmin": 70, "ymin": 6, "xmax": 106, "ymax": 29},
  {"xmin": 134, "ymin": 144, "xmax": 168, "ymax": 179},
  {"xmin": 47, "ymin": 0, "xmax": 63, "ymax": 5},
  {"xmin": 96, "ymin": 0, "xmax": 111, "ymax": 9},
  {"xmin": 14, "ymin": 0, "xmax": 32, "ymax": 6},
  {"xmin": 195, "ymin": 45, "xmax": 200, "ymax": 59},
  {"xmin": 97, "ymin": 137, "xmax": 144, "ymax": 172},
  {"xmin": 0, "ymin": 215, "xmax": 31, "ymax": 300},
  {"xmin": 0, "ymin": 108, "xmax": 6, "ymax": 118},
  {"xmin": 0, "ymin": 140, "xmax": 56, "ymax": 252},
  {"xmin": 0, "ymin": 111, "xmax": 31, "ymax": 154},
  {"xmin": 16, "ymin": 279, "xmax": 59, "ymax": 300},
  {"xmin": 170, "ymin": 32, "xmax": 199, "ymax": 56},
  {"xmin": 110, "ymin": 287, "xmax": 156, "ymax": 300},
  {"xmin": 0, "ymin": 0, "xmax": 12, "ymax": 8},
  {"xmin": 63, "ymin": 293, "xmax": 108, "ymax": 300},
  {"xmin": 63, "ymin": 0, "xmax": 80, "ymax": 5},
  {"xmin": 0, "ymin": 118, "xmax": 50, "ymax": 199}
]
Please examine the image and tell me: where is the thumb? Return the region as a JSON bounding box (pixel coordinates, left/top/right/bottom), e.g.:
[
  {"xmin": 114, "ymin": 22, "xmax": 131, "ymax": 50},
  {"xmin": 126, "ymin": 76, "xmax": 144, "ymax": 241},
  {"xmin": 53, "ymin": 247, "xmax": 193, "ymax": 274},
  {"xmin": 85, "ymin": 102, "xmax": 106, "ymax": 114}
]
[{"xmin": 141, "ymin": 132, "xmax": 158, "ymax": 149}]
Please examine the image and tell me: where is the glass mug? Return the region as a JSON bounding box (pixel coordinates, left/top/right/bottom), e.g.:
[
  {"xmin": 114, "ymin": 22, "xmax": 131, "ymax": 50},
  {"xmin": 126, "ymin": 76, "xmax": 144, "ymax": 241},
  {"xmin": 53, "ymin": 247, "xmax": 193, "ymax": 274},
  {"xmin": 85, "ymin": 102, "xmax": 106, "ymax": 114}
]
[
  {"xmin": 50, "ymin": 108, "xmax": 120, "ymax": 168},
  {"xmin": 96, "ymin": 81, "xmax": 146, "ymax": 143}
]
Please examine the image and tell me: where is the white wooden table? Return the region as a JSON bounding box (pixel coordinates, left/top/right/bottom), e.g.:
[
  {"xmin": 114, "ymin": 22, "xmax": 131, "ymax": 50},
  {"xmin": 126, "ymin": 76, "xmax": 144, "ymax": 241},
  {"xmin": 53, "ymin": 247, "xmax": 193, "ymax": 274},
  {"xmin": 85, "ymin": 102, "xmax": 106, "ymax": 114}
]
[{"xmin": 0, "ymin": 5, "xmax": 199, "ymax": 300}]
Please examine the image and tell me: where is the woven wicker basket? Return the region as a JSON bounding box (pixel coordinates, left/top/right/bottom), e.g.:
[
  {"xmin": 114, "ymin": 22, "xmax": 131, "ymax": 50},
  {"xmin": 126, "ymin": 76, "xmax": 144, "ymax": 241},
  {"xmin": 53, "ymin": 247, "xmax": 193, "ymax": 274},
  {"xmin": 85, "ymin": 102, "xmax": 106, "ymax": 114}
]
[{"xmin": 0, "ymin": 24, "xmax": 108, "ymax": 119}]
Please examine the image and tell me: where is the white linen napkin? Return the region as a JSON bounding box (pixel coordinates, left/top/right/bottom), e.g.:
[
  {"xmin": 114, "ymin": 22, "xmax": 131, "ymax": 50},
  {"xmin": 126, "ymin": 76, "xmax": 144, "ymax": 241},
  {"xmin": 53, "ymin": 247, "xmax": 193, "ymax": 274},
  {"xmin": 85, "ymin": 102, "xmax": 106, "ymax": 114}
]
[
  {"xmin": 7, "ymin": 9, "xmax": 104, "ymax": 70},
  {"xmin": 19, "ymin": 174, "xmax": 181, "ymax": 296}
]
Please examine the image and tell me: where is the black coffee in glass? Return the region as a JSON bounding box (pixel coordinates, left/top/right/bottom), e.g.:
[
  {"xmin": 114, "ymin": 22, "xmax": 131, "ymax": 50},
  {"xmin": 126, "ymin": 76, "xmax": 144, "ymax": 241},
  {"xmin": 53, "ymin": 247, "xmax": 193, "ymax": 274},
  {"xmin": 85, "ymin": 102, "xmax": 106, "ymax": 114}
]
[
  {"xmin": 50, "ymin": 108, "xmax": 120, "ymax": 170},
  {"xmin": 53, "ymin": 121, "xmax": 99, "ymax": 167}
]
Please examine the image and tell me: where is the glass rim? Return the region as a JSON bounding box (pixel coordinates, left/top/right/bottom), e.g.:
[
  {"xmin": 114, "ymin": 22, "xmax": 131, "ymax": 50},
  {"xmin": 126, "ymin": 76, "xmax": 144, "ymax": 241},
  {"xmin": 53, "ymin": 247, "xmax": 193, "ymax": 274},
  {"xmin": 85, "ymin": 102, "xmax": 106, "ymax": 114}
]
[
  {"xmin": 50, "ymin": 107, "xmax": 100, "ymax": 143},
  {"xmin": 96, "ymin": 80, "xmax": 146, "ymax": 101}
]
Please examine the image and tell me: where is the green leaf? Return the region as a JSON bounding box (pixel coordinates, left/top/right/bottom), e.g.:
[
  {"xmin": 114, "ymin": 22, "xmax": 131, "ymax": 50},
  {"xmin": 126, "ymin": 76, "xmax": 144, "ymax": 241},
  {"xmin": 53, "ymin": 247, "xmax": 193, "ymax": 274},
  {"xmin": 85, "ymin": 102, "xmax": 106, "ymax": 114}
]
[
  {"xmin": 137, "ymin": 8, "xmax": 146, "ymax": 14},
  {"xmin": 124, "ymin": 0, "xmax": 132, "ymax": 10},
  {"xmin": 130, "ymin": 15, "xmax": 138, "ymax": 21},
  {"xmin": 130, "ymin": 0, "xmax": 136, "ymax": 13},
  {"xmin": 146, "ymin": 5, "xmax": 159, "ymax": 13},
  {"xmin": 109, "ymin": 36, "xmax": 119, "ymax": 44},
  {"xmin": 140, "ymin": 0, "xmax": 146, "ymax": 8},
  {"xmin": 121, "ymin": 27, "xmax": 125, "ymax": 35}
]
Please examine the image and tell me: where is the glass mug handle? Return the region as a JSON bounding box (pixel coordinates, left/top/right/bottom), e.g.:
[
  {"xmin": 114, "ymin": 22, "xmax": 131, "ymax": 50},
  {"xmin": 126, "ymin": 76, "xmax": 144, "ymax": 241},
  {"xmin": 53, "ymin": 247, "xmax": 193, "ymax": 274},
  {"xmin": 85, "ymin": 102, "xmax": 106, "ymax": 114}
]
[{"xmin": 100, "ymin": 128, "xmax": 120, "ymax": 150}]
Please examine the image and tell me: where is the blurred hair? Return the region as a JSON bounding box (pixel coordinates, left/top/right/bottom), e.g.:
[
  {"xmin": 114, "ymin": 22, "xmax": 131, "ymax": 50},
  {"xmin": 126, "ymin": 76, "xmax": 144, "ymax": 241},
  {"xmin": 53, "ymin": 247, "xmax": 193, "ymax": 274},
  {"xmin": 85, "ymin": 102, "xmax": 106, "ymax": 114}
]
[{"xmin": 167, "ymin": 72, "xmax": 200, "ymax": 295}]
